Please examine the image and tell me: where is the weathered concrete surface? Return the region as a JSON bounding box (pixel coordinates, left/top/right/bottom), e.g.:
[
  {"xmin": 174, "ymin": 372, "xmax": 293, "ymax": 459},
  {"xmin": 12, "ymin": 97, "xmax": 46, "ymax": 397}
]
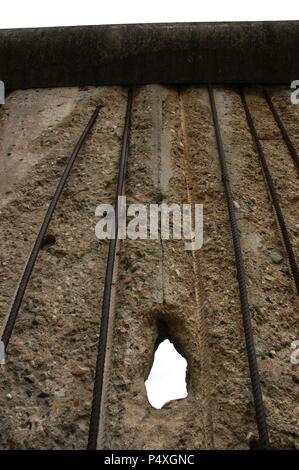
[
  {"xmin": 0, "ymin": 21, "xmax": 299, "ymax": 89},
  {"xmin": 1, "ymin": 86, "xmax": 299, "ymax": 449}
]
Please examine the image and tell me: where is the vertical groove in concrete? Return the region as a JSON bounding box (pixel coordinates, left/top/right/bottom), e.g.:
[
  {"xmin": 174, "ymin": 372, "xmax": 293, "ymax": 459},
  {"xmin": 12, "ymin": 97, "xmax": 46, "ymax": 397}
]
[{"xmin": 179, "ymin": 89, "xmax": 214, "ymax": 448}]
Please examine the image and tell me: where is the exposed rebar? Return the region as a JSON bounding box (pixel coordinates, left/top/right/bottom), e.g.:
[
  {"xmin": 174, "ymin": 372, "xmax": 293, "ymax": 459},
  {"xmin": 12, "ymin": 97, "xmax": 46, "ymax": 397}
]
[
  {"xmin": 240, "ymin": 88, "xmax": 299, "ymax": 296},
  {"xmin": 209, "ymin": 85, "xmax": 270, "ymax": 449},
  {"xmin": 1, "ymin": 105, "xmax": 101, "ymax": 349},
  {"xmin": 87, "ymin": 89, "xmax": 133, "ymax": 450}
]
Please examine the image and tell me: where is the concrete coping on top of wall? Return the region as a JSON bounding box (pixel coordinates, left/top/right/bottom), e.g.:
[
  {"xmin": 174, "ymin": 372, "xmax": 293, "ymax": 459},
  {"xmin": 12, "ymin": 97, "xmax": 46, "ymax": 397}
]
[{"xmin": 0, "ymin": 21, "xmax": 299, "ymax": 89}]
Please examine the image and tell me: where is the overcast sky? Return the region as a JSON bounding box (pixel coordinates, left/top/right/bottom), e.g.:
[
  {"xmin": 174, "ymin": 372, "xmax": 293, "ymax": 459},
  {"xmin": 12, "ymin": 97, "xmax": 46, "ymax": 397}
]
[{"xmin": 1, "ymin": 0, "xmax": 299, "ymax": 29}]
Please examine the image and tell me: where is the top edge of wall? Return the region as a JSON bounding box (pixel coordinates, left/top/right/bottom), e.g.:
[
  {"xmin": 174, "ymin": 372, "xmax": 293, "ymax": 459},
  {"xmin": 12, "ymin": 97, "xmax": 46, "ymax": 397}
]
[{"xmin": 1, "ymin": 21, "xmax": 298, "ymax": 88}]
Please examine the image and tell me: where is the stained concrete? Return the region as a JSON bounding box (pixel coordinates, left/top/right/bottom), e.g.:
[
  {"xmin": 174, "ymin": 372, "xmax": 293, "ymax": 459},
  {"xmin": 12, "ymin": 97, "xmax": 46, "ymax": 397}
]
[
  {"xmin": 0, "ymin": 21, "xmax": 299, "ymax": 89},
  {"xmin": 0, "ymin": 86, "xmax": 298, "ymax": 449}
]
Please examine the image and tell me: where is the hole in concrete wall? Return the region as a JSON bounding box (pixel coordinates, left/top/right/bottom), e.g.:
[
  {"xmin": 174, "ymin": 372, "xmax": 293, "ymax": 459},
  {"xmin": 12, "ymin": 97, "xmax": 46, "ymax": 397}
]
[{"xmin": 145, "ymin": 339, "xmax": 188, "ymax": 409}]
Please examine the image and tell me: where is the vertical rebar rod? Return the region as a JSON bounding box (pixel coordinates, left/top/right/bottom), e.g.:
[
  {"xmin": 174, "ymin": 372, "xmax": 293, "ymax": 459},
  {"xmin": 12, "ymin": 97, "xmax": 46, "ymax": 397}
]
[
  {"xmin": 240, "ymin": 88, "xmax": 299, "ymax": 296},
  {"xmin": 87, "ymin": 89, "xmax": 133, "ymax": 450},
  {"xmin": 209, "ymin": 85, "xmax": 270, "ymax": 449}
]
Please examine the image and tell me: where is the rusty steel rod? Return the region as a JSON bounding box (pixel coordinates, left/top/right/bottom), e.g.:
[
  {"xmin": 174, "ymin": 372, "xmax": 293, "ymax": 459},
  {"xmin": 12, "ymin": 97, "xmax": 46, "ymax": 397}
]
[
  {"xmin": 209, "ymin": 85, "xmax": 270, "ymax": 449},
  {"xmin": 263, "ymin": 89, "xmax": 299, "ymax": 169},
  {"xmin": 87, "ymin": 89, "xmax": 133, "ymax": 450},
  {"xmin": 240, "ymin": 88, "xmax": 299, "ymax": 296},
  {"xmin": 1, "ymin": 105, "xmax": 101, "ymax": 349}
]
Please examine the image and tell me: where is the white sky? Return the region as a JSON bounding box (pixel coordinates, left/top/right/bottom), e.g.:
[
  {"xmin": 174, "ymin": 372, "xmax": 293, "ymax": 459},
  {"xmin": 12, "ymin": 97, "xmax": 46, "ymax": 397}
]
[
  {"xmin": 145, "ymin": 340, "xmax": 187, "ymax": 409},
  {"xmin": 1, "ymin": 0, "xmax": 299, "ymax": 29}
]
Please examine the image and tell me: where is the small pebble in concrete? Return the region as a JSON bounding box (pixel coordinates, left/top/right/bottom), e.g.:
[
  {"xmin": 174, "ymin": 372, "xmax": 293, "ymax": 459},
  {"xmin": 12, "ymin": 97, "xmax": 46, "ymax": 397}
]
[
  {"xmin": 246, "ymin": 431, "xmax": 256, "ymax": 443},
  {"xmin": 71, "ymin": 366, "xmax": 89, "ymax": 377},
  {"xmin": 123, "ymin": 275, "xmax": 133, "ymax": 284},
  {"xmin": 24, "ymin": 374, "xmax": 35, "ymax": 384},
  {"xmin": 270, "ymin": 250, "xmax": 283, "ymax": 264}
]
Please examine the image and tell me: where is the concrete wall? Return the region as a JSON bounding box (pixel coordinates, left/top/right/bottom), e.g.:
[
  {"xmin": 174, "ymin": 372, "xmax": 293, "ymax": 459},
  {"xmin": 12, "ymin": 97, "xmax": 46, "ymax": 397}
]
[{"xmin": 0, "ymin": 21, "xmax": 299, "ymax": 89}]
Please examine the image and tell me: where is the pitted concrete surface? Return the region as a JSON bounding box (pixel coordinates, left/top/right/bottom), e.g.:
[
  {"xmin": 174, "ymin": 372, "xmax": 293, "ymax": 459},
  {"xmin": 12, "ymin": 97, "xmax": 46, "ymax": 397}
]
[{"xmin": 0, "ymin": 85, "xmax": 298, "ymax": 449}]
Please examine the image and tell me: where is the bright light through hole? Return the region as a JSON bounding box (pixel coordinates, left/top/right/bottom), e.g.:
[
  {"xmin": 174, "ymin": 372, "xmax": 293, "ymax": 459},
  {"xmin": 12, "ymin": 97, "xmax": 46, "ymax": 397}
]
[{"xmin": 145, "ymin": 339, "xmax": 188, "ymax": 409}]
